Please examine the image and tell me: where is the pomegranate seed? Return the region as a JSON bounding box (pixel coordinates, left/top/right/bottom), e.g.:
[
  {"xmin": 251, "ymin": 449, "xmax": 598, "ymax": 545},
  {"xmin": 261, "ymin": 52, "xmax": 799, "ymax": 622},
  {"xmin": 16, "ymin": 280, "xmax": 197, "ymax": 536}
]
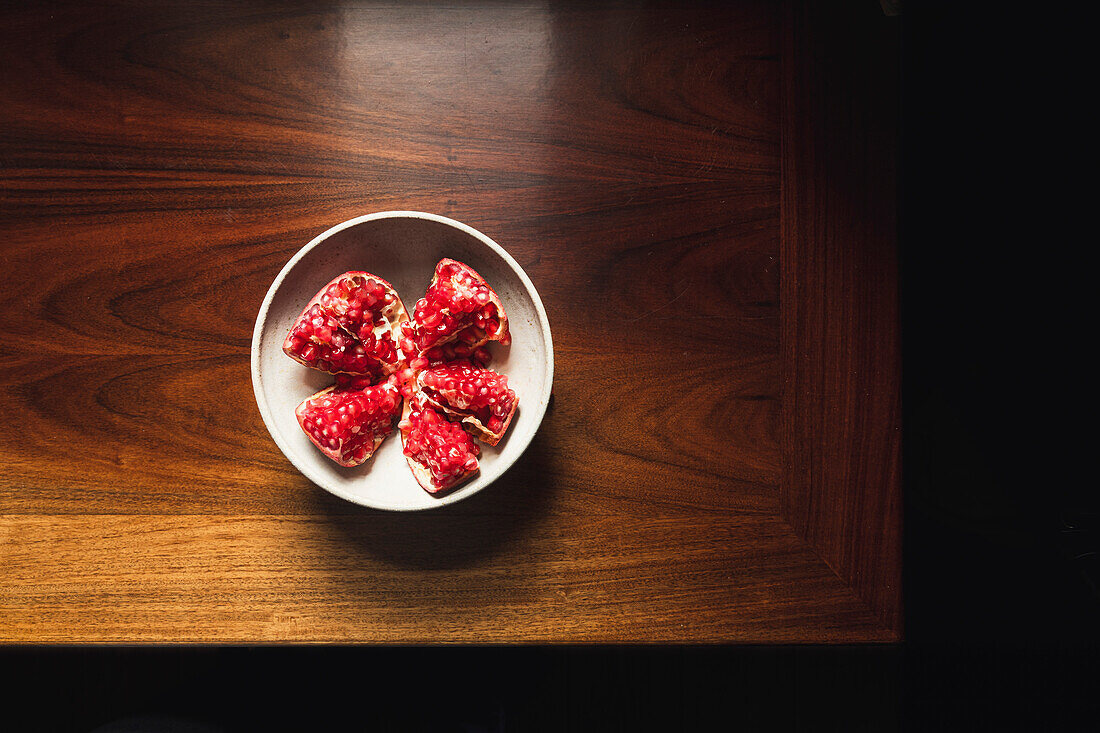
[
  {"xmin": 415, "ymin": 362, "xmax": 517, "ymax": 441},
  {"xmin": 296, "ymin": 382, "xmax": 401, "ymax": 467},
  {"xmin": 401, "ymin": 401, "xmax": 479, "ymax": 490},
  {"xmin": 400, "ymin": 260, "xmax": 509, "ymax": 354},
  {"xmin": 284, "ymin": 272, "xmax": 409, "ymax": 377}
]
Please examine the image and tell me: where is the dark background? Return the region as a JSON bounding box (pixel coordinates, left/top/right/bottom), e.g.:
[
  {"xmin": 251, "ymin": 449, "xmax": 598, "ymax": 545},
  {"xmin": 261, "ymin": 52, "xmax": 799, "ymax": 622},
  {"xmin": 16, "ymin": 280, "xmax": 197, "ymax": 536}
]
[{"xmin": 2, "ymin": 2, "xmax": 1095, "ymax": 730}]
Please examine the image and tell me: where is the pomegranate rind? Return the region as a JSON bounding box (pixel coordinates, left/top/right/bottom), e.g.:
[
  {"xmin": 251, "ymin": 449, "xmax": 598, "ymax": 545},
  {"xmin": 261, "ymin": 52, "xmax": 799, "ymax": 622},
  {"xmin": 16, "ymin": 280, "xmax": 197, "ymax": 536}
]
[
  {"xmin": 403, "ymin": 258, "xmax": 511, "ymax": 356},
  {"xmin": 283, "ymin": 271, "xmax": 410, "ymax": 377},
  {"xmin": 295, "ymin": 382, "xmax": 401, "ymax": 468},
  {"xmin": 399, "ymin": 397, "xmax": 480, "ymax": 494},
  {"xmin": 416, "ymin": 365, "xmax": 518, "ymax": 447}
]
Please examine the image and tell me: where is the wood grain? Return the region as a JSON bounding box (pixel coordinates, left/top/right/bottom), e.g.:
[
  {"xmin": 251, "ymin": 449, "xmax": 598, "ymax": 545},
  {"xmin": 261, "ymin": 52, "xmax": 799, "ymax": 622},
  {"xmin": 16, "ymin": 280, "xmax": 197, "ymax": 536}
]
[
  {"xmin": 0, "ymin": 1, "xmax": 899, "ymax": 642},
  {"xmin": 0, "ymin": 513, "xmax": 888, "ymax": 643},
  {"xmin": 780, "ymin": 1, "xmax": 903, "ymax": 632}
]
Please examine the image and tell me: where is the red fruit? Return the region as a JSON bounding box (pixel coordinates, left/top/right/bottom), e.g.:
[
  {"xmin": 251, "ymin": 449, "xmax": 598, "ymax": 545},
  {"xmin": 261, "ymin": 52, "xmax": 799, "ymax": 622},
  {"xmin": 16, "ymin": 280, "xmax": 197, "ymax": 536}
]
[
  {"xmin": 402, "ymin": 259, "xmax": 510, "ymax": 356},
  {"xmin": 283, "ymin": 272, "xmax": 409, "ymax": 377},
  {"xmin": 399, "ymin": 395, "xmax": 480, "ymax": 493},
  {"xmin": 418, "ymin": 344, "xmax": 492, "ymax": 369},
  {"xmin": 295, "ymin": 381, "xmax": 402, "ymax": 467},
  {"xmin": 283, "ymin": 262, "xmax": 520, "ymax": 493},
  {"xmin": 334, "ymin": 373, "xmax": 375, "ymax": 390},
  {"xmin": 416, "ymin": 362, "xmax": 517, "ymax": 446},
  {"xmin": 471, "ymin": 346, "xmax": 492, "ymax": 367}
]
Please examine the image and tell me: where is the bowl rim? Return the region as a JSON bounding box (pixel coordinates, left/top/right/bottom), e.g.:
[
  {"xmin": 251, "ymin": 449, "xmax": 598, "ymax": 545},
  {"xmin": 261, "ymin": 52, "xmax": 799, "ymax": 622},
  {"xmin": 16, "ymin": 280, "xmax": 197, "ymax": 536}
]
[{"xmin": 250, "ymin": 210, "xmax": 555, "ymax": 511}]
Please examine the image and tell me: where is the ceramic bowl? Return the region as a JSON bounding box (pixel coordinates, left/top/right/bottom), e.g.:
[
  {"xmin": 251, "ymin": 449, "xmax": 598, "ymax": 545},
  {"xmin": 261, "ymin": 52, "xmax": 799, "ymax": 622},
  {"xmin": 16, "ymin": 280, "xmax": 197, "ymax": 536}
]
[{"xmin": 251, "ymin": 212, "xmax": 553, "ymax": 511}]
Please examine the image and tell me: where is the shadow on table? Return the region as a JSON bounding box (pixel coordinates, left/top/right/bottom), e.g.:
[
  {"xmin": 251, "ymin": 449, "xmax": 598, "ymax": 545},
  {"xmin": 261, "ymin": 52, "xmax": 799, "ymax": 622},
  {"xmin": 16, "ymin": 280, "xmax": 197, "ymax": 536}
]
[{"xmin": 306, "ymin": 427, "xmax": 560, "ymax": 570}]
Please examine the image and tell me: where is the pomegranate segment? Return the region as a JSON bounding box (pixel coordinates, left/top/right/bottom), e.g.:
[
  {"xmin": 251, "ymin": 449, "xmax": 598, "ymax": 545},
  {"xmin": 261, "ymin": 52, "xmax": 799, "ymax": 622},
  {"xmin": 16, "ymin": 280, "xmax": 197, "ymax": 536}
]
[
  {"xmin": 416, "ymin": 362, "xmax": 518, "ymax": 446},
  {"xmin": 295, "ymin": 381, "xmax": 402, "ymax": 467},
  {"xmin": 283, "ymin": 271, "xmax": 408, "ymax": 377},
  {"xmin": 401, "ymin": 259, "xmax": 510, "ymax": 355},
  {"xmin": 399, "ymin": 396, "xmax": 481, "ymax": 493}
]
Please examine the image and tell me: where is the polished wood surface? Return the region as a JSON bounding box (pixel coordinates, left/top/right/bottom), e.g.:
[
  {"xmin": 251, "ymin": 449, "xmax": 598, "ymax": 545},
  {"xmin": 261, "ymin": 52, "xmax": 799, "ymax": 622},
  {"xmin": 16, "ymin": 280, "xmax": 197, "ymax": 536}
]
[
  {"xmin": 0, "ymin": 1, "xmax": 900, "ymax": 642},
  {"xmin": 781, "ymin": 1, "xmax": 903, "ymax": 632}
]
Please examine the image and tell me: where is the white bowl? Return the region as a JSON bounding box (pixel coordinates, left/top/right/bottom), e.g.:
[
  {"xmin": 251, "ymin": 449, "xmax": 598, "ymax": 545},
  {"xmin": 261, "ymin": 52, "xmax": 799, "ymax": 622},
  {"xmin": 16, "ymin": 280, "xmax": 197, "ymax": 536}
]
[{"xmin": 251, "ymin": 212, "xmax": 554, "ymax": 511}]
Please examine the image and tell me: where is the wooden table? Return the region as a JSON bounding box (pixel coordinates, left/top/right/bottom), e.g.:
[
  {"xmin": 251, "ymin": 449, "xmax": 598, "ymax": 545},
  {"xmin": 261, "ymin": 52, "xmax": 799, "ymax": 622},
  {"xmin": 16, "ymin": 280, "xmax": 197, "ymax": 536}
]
[{"xmin": 0, "ymin": 1, "xmax": 900, "ymax": 642}]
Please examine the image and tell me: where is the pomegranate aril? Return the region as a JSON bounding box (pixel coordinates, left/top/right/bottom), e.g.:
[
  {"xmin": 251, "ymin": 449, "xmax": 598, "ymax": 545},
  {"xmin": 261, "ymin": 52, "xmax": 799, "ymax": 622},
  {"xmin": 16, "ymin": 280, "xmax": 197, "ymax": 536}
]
[
  {"xmin": 472, "ymin": 347, "xmax": 492, "ymax": 366},
  {"xmin": 401, "ymin": 259, "xmax": 510, "ymax": 354},
  {"xmin": 401, "ymin": 399, "xmax": 480, "ymax": 492},
  {"xmin": 414, "ymin": 361, "xmax": 518, "ymax": 446},
  {"xmin": 295, "ymin": 381, "xmax": 402, "ymax": 467},
  {"xmin": 283, "ymin": 271, "xmax": 409, "ymax": 377}
]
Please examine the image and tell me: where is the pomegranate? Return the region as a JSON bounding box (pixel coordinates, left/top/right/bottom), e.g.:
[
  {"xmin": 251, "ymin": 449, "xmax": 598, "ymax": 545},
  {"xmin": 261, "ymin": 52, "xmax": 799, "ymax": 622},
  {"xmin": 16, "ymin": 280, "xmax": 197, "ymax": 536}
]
[
  {"xmin": 416, "ymin": 362, "xmax": 517, "ymax": 446},
  {"xmin": 399, "ymin": 395, "xmax": 481, "ymax": 493},
  {"xmin": 282, "ymin": 259, "xmax": 519, "ymax": 496},
  {"xmin": 295, "ymin": 380, "xmax": 402, "ymax": 467},
  {"xmin": 283, "ymin": 272, "xmax": 409, "ymax": 377},
  {"xmin": 414, "ymin": 343, "xmax": 494, "ymax": 371},
  {"xmin": 399, "ymin": 259, "xmax": 510, "ymax": 356}
]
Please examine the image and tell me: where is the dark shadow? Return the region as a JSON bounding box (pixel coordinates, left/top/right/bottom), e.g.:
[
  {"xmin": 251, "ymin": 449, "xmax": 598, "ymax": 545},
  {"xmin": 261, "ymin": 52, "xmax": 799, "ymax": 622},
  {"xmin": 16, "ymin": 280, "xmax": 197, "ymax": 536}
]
[{"xmin": 304, "ymin": 425, "xmax": 560, "ymax": 570}]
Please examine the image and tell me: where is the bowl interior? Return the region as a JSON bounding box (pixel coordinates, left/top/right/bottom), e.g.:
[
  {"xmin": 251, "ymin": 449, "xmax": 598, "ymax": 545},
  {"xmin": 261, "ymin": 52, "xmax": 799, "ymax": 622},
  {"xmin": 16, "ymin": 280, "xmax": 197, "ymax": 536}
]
[{"xmin": 252, "ymin": 213, "xmax": 552, "ymax": 511}]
